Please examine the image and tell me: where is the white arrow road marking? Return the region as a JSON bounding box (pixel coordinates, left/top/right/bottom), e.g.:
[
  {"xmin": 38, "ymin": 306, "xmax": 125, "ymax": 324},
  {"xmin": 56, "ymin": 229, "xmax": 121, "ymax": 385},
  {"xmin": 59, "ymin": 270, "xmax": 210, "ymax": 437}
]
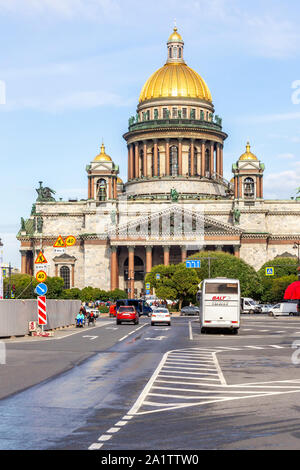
[{"xmin": 82, "ymin": 335, "xmax": 98, "ymax": 341}]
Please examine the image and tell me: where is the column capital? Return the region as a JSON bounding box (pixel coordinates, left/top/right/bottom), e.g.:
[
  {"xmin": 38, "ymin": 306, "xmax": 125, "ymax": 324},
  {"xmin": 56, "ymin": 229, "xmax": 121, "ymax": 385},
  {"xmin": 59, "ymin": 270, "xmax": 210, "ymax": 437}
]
[{"xmin": 127, "ymin": 245, "xmax": 135, "ymax": 252}]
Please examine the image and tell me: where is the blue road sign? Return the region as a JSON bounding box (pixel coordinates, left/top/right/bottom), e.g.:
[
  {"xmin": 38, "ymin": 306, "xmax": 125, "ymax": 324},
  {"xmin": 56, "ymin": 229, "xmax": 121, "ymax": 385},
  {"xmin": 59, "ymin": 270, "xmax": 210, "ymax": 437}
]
[
  {"xmin": 265, "ymin": 267, "xmax": 274, "ymax": 276},
  {"xmin": 186, "ymin": 260, "xmax": 201, "ymax": 269},
  {"xmin": 146, "ymin": 289, "xmax": 150, "ymax": 295},
  {"xmin": 36, "ymin": 282, "xmax": 48, "ymax": 296},
  {"xmin": 156, "ymin": 273, "xmax": 161, "ymax": 280},
  {"xmin": 145, "ymin": 283, "xmax": 151, "ymax": 290}
]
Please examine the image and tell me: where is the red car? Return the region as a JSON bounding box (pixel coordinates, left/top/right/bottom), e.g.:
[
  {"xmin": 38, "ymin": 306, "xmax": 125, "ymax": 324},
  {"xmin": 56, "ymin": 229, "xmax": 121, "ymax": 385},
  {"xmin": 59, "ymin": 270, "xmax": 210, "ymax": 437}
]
[{"xmin": 116, "ymin": 306, "xmax": 139, "ymax": 325}]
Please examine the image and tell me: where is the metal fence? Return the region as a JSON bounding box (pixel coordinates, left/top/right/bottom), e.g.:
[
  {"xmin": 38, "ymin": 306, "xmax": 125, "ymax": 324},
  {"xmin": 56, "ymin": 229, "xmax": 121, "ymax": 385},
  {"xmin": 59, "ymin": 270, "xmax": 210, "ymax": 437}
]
[{"xmin": 0, "ymin": 299, "xmax": 81, "ymax": 337}]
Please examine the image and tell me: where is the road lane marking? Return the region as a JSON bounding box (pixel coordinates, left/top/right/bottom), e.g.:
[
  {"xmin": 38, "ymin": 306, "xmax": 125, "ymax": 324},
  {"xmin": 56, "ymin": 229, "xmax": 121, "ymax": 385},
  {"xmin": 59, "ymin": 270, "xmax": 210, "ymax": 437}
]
[
  {"xmin": 118, "ymin": 324, "xmax": 147, "ymax": 342},
  {"xmin": 98, "ymin": 435, "xmax": 112, "ymax": 442},
  {"xmin": 189, "ymin": 321, "xmax": 193, "ymax": 340},
  {"xmin": 88, "ymin": 343, "xmax": 298, "ymax": 449}
]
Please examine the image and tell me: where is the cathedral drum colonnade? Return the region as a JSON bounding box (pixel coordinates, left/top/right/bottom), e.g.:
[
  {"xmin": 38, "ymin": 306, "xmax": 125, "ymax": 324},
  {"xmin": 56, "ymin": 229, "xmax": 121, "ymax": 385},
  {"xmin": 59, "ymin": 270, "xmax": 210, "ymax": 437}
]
[{"xmin": 17, "ymin": 28, "xmax": 300, "ymax": 297}]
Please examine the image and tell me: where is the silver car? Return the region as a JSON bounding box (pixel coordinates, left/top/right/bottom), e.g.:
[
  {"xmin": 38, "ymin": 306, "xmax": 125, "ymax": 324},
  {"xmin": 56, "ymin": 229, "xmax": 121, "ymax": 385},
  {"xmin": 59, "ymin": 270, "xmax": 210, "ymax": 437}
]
[{"xmin": 180, "ymin": 305, "xmax": 200, "ymax": 316}]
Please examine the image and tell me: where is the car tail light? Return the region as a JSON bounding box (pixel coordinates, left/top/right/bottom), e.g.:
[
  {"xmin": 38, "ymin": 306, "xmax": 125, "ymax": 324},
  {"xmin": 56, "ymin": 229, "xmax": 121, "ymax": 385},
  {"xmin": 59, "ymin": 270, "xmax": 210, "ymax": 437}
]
[
  {"xmin": 232, "ymin": 321, "xmax": 238, "ymax": 324},
  {"xmin": 205, "ymin": 321, "xmax": 211, "ymax": 323}
]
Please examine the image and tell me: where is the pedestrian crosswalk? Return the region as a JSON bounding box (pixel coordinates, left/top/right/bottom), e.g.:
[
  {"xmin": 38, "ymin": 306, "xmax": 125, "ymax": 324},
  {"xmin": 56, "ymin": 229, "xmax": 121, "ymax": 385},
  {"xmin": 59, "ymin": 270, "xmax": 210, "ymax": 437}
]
[{"xmin": 129, "ymin": 346, "xmax": 300, "ymax": 416}]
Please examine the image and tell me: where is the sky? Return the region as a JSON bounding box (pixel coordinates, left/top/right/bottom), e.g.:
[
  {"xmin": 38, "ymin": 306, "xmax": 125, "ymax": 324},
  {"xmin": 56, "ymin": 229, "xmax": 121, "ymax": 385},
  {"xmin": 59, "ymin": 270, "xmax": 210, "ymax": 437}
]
[{"xmin": 0, "ymin": 0, "xmax": 299, "ymax": 267}]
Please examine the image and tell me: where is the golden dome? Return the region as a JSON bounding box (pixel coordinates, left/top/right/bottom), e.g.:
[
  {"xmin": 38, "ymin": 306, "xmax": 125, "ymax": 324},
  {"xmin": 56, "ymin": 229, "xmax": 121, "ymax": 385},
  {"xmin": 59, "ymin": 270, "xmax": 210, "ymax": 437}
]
[
  {"xmin": 117, "ymin": 177, "xmax": 123, "ymax": 184},
  {"xmin": 239, "ymin": 142, "xmax": 258, "ymax": 161},
  {"xmin": 168, "ymin": 27, "xmax": 183, "ymax": 42},
  {"xmin": 139, "ymin": 63, "xmax": 212, "ymax": 103},
  {"xmin": 93, "ymin": 143, "xmax": 112, "ymax": 162}
]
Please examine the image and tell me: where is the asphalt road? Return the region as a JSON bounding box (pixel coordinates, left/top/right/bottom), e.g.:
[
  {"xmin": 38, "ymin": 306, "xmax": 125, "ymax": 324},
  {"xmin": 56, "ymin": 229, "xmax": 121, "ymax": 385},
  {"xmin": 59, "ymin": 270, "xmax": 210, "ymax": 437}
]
[{"xmin": 1, "ymin": 314, "xmax": 300, "ymax": 450}]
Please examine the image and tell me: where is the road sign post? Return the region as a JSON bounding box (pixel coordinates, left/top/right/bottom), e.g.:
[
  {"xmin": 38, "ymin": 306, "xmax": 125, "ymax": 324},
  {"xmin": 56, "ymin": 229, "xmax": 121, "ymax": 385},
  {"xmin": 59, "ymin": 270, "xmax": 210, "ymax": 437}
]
[{"xmin": 38, "ymin": 295, "xmax": 47, "ymax": 328}]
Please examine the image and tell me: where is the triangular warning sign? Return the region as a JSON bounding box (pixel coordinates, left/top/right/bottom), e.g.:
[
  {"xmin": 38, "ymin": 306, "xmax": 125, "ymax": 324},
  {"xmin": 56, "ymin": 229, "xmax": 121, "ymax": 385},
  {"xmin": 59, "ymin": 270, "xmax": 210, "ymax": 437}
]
[
  {"xmin": 35, "ymin": 251, "xmax": 48, "ymax": 264},
  {"xmin": 53, "ymin": 235, "xmax": 66, "ymax": 248}
]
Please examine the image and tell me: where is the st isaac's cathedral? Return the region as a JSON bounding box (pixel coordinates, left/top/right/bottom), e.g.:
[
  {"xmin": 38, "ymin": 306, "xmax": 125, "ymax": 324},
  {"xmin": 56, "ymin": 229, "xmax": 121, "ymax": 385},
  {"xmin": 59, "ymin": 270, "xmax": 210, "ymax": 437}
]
[{"xmin": 17, "ymin": 28, "xmax": 300, "ymax": 297}]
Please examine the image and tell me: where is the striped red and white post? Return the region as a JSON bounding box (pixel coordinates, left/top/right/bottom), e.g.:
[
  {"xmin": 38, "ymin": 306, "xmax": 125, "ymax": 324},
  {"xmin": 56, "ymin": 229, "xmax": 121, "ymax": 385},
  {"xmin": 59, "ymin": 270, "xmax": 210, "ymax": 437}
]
[{"xmin": 38, "ymin": 295, "xmax": 47, "ymax": 326}]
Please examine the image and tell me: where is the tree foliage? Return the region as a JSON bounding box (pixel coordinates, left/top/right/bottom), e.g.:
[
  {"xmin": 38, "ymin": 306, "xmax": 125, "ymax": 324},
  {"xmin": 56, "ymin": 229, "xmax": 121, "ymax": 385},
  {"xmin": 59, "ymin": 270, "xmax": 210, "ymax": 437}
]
[
  {"xmin": 3, "ymin": 274, "xmax": 37, "ymax": 299},
  {"xmin": 145, "ymin": 263, "xmax": 199, "ymax": 309},
  {"xmin": 257, "ymin": 257, "xmax": 298, "ymax": 302},
  {"xmin": 263, "ymin": 275, "xmax": 297, "ymax": 303},
  {"xmin": 187, "ymin": 251, "xmax": 263, "ymax": 300}
]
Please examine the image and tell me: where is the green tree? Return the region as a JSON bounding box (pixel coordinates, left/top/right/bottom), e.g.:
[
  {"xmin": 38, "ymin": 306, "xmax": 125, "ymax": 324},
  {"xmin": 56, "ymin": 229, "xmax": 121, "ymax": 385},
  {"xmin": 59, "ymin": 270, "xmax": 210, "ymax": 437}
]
[
  {"xmin": 266, "ymin": 275, "xmax": 297, "ymax": 303},
  {"xmin": 44, "ymin": 277, "xmax": 65, "ymax": 299},
  {"xmin": 62, "ymin": 288, "xmax": 82, "ymax": 299},
  {"xmin": 107, "ymin": 289, "xmax": 128, "ymax": 301},
  {"xmin": 258, "ymin": 257, "xmax": 298, "ymax": 302},
  {"xmin": 187, "ymin": 251, "xmax": 263, "ymax": 300},
  {"xmin": 145, "ymin": 263, "xmax": 199, "ymax": 310},
  {"xmin": 4, "ymin": 273, "xmax": 37, "ymax": 299}
]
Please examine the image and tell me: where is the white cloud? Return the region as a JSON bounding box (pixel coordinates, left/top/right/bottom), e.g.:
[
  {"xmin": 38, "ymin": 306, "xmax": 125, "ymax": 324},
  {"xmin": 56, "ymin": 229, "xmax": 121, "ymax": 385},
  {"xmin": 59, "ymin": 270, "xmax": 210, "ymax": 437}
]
[
  {"xmin": 1, "ymin": 90, "xmax": 135, "ymax": 112},
  {"xmin": 264, "ymin": 162, "xmax": 300, "ymax": 199}
]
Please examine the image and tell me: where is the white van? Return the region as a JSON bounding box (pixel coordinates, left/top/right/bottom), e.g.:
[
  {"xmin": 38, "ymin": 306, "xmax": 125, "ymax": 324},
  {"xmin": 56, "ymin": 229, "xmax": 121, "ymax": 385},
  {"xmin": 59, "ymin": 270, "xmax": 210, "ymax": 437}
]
[
  {"xmin": 241, "ymin": 297, "xmax": 261, "ymax": 314},
  {"xmin": 198, "ymin": 278, "xmax": 240, "ymax": 334},
  {"xmin": 269, "ymin": 302, "xmax": 298, "ymax": 317}
]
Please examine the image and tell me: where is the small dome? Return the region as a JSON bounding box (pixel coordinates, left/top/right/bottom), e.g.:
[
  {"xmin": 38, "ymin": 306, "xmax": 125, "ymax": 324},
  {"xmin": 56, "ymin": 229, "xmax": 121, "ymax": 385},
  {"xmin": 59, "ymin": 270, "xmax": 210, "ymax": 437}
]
[
  {"xmin": 168, "ymin": 27, "xmax": 183, "ymax": 43},
  {"xmin": 93, "ymin": 143, "xmax": 112, "ymax": 162},
  {"xmin": 239, "ymin": 142, "xmax": 258, "ymax": 161},
  {"xmin": 117, "ymin": 177, "xmax": 123, "ymax": 184}
]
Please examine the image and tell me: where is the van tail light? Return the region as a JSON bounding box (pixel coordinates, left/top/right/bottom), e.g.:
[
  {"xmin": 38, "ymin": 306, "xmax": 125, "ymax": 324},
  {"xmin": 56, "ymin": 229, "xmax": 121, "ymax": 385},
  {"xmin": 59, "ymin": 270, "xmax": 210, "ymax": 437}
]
[
  {"xmin": 232, "ymin": 321, "xmax": 238, "ymax": 324},
  {"xmin": 205, "ymin": 321, "xmax": 211, "ymax": 323}
]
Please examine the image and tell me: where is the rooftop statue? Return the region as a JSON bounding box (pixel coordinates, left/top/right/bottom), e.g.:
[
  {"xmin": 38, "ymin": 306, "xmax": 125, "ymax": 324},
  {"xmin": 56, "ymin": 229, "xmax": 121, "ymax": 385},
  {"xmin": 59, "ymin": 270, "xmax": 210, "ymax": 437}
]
[
  {"xmin": 36, "ymin": 181, "xmax": 56, "ymax": 202},
  {"xmin": 170, "ymin": 188, "xmax": 179, "ymax": 202}
]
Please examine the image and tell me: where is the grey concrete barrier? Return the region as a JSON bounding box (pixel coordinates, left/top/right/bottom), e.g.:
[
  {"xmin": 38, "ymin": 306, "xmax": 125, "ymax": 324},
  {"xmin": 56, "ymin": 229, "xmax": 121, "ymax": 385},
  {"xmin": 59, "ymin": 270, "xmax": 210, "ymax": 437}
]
[{"xmin": 0, "ymin": 299, "xmax": 81, "ymax": 337}]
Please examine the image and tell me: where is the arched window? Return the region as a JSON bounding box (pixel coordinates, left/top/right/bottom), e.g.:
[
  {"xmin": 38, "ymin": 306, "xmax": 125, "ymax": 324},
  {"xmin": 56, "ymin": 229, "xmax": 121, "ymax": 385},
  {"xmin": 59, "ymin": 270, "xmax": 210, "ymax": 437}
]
[
  {"xmin": 60, "ymin": 266, "xmax": 70, "ymax": 289},
  {"xmin": 244, "ymin": 177, "xmax": 255, "ymax": 198},
  {"xmin": 96, "ymin": 178, "xmax": 107, "ymax": 201},
  {"xmin": 170, "ymin": 146, "xmax": 178, "ymax": 176}
]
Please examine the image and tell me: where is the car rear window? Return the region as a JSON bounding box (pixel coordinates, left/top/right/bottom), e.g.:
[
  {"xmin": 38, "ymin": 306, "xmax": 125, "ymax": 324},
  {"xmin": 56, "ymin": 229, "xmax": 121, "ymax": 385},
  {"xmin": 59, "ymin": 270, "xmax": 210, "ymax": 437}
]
[
  {"xmin": 205, "ymin": 283, "xmax": 238, "ymax": 294},
  {"xmin": 119, "ymin": 306, "xmax": 135, "ymax": 312}
]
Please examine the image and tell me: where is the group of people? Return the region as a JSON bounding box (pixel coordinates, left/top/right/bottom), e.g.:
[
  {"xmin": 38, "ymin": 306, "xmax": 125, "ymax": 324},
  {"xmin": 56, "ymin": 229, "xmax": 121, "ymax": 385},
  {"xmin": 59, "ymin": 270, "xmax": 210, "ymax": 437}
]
[{"xmin": 76, "ymin": 304, "xmax": 95, "ymax": 326}]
